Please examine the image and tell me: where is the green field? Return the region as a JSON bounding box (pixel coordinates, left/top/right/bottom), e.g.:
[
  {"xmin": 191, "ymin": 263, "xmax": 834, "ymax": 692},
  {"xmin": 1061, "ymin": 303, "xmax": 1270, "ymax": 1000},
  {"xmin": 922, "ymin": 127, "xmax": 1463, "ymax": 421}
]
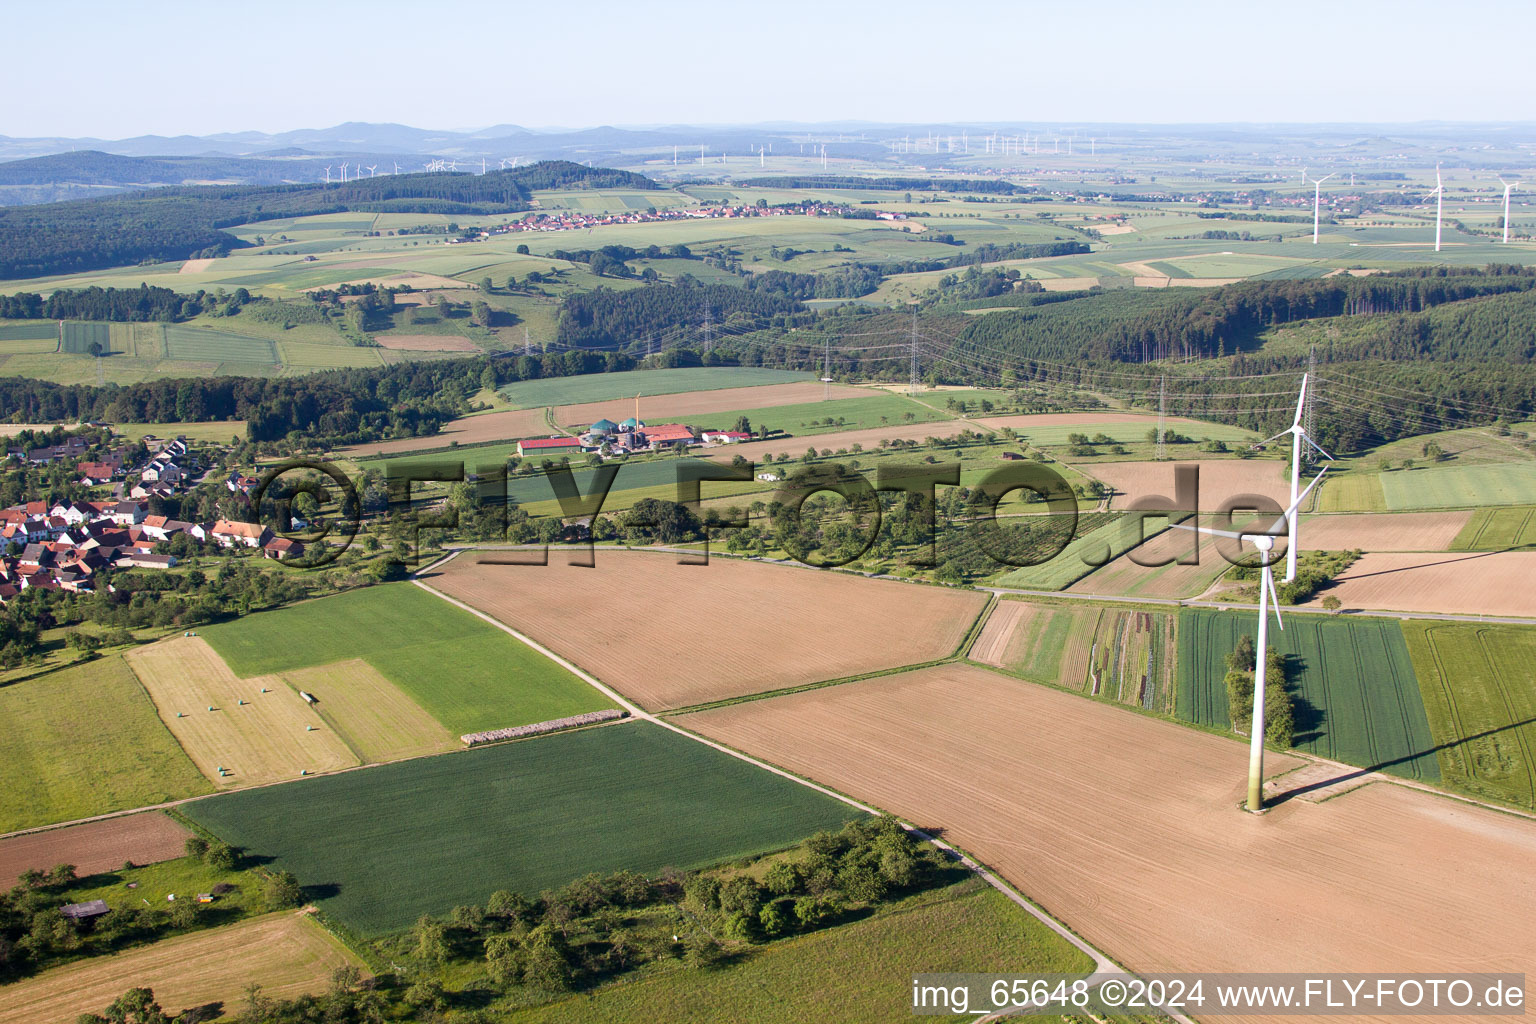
[
  {"xmin": 183, "ymin": 721, "xmax": 858, "ymax": 935},
  {"xmin": 199, "ymin": 583, "xmax": 612, "ymax": 736},
  {"xmin": 0, "ymin": 655, "xmax": 211, "ymax": 832},
  {"xmin": 684, "ymin": 393, "xmax": 951, "ymax": 436},
  {"xmin": 162, "ymin": 324, "xmax": 278, "ymax": 363},
  {"xmin": 1316, "ymin": 468, "xmax": 1388, "ymax": 513},
  {"xmin": 59, "ymin": 320, "xmax": 110, "ymax": 354},
  {"xmin": 111, "ymin": 420, "xmax": 248, "ymax": 443},
  {"xmin": 1176, "ymin": 609, "xmax": 1439, "ymax": 780},
  {"xmin": 991, "ymin": 514, "xmax": 1131, "ymax": 591},
  {"xmin": 1451, "ymin": 507, "xmax": 1536, "ymax": 550},
  {"xmin": 1403, "ymin": 622, "xmax": 1536, "ymax": 809},
  {"xmin": 0, "ymin": 321, "xmax": 58, "ymax": 342},
  {"xmin": 1378, "ymin": 462, "xmax": 1536, "ymax": 511},
  {"xmin": 510, "ymin": 878, "xmax": 1088, "ymax": 1024},
  {"xmin": 498, "ymin": 367, "xmax": 814, "ymax": 409}
]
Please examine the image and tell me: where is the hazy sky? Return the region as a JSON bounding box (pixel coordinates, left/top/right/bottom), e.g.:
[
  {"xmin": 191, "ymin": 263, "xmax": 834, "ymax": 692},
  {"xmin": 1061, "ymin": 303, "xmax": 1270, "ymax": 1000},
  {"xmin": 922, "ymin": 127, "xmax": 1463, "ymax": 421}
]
[{"xmin": 5, "ymin": 0, "xmax": 1533, "ymax": 138}]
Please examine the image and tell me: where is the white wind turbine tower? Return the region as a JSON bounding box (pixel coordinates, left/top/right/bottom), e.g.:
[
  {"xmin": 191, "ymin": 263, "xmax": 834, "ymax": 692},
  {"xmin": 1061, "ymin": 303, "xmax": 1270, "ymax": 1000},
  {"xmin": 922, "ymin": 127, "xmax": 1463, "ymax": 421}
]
[
  {"xmin": 1175, "ymin": 471, "xmax": 1329, "ymax": 813},
  {"xmin": 1254, "ymin": 373, "xmax": 1333, "ymax": 582},
  {"xmin": 1305, "ymin": 170, "xmax": 1335, "ymax": 244},
  {"xmin": 1427, "ymin": 164, "xmax": 1445, "ymax": 252},
  {"xmin": 339, "ymin": 163, "xmax": 348, "ymax": 183},
  {"xmin": 323, "ymin": 165, "xmax": 332, "ymax": 184},
  {"xmin": 367, "ymin": 165, "xmax": 378, "ymax": 178},
  {"xmin": 393, "ymin": 162, "xmax": 400, "ymax": 175},
  {"xmin": 1498, "ymin": 177, "xmax": 1521, "ymax": 243}
]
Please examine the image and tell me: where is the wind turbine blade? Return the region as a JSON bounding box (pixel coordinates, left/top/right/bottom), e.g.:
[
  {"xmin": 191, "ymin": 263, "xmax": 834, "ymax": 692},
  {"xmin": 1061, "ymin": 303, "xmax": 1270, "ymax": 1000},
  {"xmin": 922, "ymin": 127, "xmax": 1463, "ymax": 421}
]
[
  {"xmin": 1253, "ymin": 427, "xmax": 1293, "ymax": 450},
  {"xmin": 1301, "ymin": 433, "xmax": 1334, "ymax": 462},
  {"xmin": 1265, "ymin": 568, "xmax": 1285, "ymax": 630},
  {"xmin": 1169, "ymin": 521, "xmax": 1249, "ymax": 541},
  {"xmin": 1293, "ymin": 374, "xmax": 1309, "ymax": 428},
  {"xmin": 1284, "ymin": 467, "xmax": 1329, "ymax": 519}
]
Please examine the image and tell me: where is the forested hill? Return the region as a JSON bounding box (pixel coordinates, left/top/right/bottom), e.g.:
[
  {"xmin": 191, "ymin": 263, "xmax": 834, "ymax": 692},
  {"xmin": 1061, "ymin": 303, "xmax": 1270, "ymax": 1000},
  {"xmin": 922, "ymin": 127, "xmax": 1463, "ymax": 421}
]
[
  {"xmin": 0, "ymin": 150, "xmax": 310, "ymax": 188},
  {"xmin": 0, "ymin": 161, "xmax": 659, "ymax": 281}
]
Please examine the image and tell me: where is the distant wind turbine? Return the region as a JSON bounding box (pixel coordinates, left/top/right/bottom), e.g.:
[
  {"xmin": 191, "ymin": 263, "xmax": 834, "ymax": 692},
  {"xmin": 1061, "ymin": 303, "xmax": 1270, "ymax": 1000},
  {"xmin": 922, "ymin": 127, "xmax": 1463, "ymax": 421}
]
[
  {"xmin": 367, "ymin": 165, "xmax": 378, "ymax": 178},
  {"xmin": 1498, "ymin": 177, "xmax": 1521, "ymax": 243},
  {"xmin": 1174, "ymin": 471, "xmax": 1329, "ymax": 813},
  {"xmin": 393, "ymin": 162, "xmax": 400, "ymax": 175},
  {"xmin": 1426, "ymin": 165, "xmax": 1445, "ymax": 252},
  {"xmin": 1304, "ymin": 171, "xmax": 1335, "ymax": 244},
  {"xmin": 338, "ymin": 163, "xmax": 348, "ymax": 183},
  {"xmin": 323, "ymin": 165, "xmax": 332, "ymax": 184}
]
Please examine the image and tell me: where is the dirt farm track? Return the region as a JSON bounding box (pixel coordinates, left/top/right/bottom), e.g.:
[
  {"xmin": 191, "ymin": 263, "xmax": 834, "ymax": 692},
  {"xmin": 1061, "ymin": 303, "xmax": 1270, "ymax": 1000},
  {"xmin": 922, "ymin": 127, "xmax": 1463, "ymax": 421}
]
[
  {"xmin": 684, "ymin": 664, "xmax": 1536, "ymax": 1022},
  {"xmin": 422, "ymin": 550, "xmax": 987, "ymax": 710}
]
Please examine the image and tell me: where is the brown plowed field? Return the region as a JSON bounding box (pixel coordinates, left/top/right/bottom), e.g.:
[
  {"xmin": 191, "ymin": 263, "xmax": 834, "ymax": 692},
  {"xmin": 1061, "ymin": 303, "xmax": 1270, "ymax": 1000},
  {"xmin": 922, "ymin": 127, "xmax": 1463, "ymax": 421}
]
[
  {"xmin": 0, "ymin": 911, "xmax": 364, "ymax": 1024},
  {"xmin": 374, "ymin": 333, "xmax": 481, "ymax": 352},
  {"xmin": 336, "ymin": 407, "xmax": 550, "ymax": 456},
  {"xmin": 1297, "ymin": 511, "xmax": 1471, "ymax": 551},
  {"xmin": 423, "ymin": 551, "xmax": 987, "ymax": 710},
  {"xmin": 702, "ymin": 419, "xmax": 978, "ymax": 464},
  {"xmin": 1091, "ymin": 459, "xmax": 1292, "ymax": 510},
  {"xmin": 683, "ymin": 664, "xmax": 1536, "ymax": 999},
  {"xmin": 1303, "ymin": 550, "xmax": 1536, "ymax": 617},
  {"xmin": 554, "ymin": 380, "xmax": 868, "ymax": 427},
  {"xmin": 0, "ymin": 813, "xmax": 190, "ymax": 888},
  {"xmin": 969, "ymin": 601, "xmax": 1034, "ymax": 666}
]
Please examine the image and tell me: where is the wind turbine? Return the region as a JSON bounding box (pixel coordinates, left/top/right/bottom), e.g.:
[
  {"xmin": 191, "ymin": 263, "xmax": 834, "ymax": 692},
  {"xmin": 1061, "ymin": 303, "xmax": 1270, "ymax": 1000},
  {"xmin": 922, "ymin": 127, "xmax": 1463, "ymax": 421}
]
[
  {"xmin": 1498, "ymin": 177, "xmax": 1521, "ymax": 243},
  {"xmin": 1254, "ymin": 373, "xmax": 1333, "ymax": 582},
  {"xmin": 1426, "ymin": 165, "xmax": 1445, "ymax": 252},
  {"xmin": 1305, "ymin": 171, "xmax": 1335, "ymax": 244},
  {"xmin": 338, "ymin": 163, "xmax": 348, "ymax": 183},
  {"xmin": 393, "ymin": 162, "xmax": 400, "ymax": 175},
  {"xmin": 323, "ymin": 165, "xmax": 332, "ymax": 184},
  {"xmin": 367, "ymin": 164, "xmax": 378, "ymax": 178},
  {"xmin": 1175, "ymin": 471, "xmax": 1329, "ymax": 813}
]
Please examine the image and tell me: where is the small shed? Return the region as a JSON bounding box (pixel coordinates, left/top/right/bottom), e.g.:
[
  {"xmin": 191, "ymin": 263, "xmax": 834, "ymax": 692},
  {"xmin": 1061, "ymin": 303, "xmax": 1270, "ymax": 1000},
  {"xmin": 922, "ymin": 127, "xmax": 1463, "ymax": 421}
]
[{"xmin": 60, "ymin": 899, "xmax": 110, "ymax": 921}]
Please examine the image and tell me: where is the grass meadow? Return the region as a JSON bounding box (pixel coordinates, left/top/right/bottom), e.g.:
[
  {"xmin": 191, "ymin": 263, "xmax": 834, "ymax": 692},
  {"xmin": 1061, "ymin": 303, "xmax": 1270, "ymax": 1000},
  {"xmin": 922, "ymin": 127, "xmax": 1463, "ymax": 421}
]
[
  {"xmin": 0, "ymin": 655, "xmax": 210, "ymax": 832},
  {"xmin": 497, "ymin": 367, "xmax": 814, "ymax": 409},
  {"xmin": 1176, "ymin": 609, "xmax": 1439, "ymax": 781},
  {"xmin": 509, "ymin": 878, "xmax": 1090, "ymax": 1024},
  {"xmin": 183, "ymin": 721, "xmax": 859, "ymax": 935},
  {"xmin": 198, "ymin": 583, "xmax": 612, "ymax": 736},
  {"xmin": 1451, "ymin": 506, "xmax": 1536, "ymax": 550}
]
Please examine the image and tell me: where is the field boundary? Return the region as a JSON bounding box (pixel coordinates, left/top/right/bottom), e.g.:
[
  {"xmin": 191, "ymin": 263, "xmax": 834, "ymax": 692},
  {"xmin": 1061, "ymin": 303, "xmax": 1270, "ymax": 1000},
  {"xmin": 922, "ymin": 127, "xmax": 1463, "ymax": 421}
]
[{"xmin": 410, "ymin": 564, "xmax": 1133, "ymax": 990}]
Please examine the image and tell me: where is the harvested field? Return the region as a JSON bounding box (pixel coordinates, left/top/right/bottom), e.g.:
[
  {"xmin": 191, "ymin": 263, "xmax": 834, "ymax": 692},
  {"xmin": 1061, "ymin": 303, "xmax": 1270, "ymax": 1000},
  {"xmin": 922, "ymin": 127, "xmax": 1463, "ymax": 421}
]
[
  {"xmin": 554, "ymin": 380, "xmax": 867, "ymax": 428},
  {"xmin": 1298, "ymin": 511, "xmax": 1471, "ymax": 551},
  {"xmin": 0, "ymin": 911, "xmax": 363, "ymax": 1024},
  {"xmin": 0, "ymin": 813, "xmax": 189, "ymax": 888},
  {"xmin": 1304, "ymin": 550, "xmax": 1536, "ymax": 617},
  {"xmin": 283, "ymin": 659, "xmax": 457, "ymax": 763},
  {"xmin": 178, "ymin": 257, "xmax": 214, "ymax": 274},
  {"xmin": 1092, "ymin": 459, "xmax": 1292, "ymax": 510},
  {"xmin": 424, "ymin": 550, "xmax": 987, "ymax": 710},
  {"xmin": 682, "ymin": 664, "xmax": 1536, "ymax": 995},
  {"xmin": 702, "ymin": 419, "xmax": 977, "ymax": 465},
  {"xmin": 969, "ymin": 600, "xmax": 1031, "ymax": 666},
  {"xmin": 125, "ymin": 637, "xmax": 359, "ymax": 787},
  {"xmin": 374, "ymin": 333, "xmax": 480, "ymax": 352},
  {"xmin": 338, "ymin": 407, "xmax": 550, "ymax": 456}
]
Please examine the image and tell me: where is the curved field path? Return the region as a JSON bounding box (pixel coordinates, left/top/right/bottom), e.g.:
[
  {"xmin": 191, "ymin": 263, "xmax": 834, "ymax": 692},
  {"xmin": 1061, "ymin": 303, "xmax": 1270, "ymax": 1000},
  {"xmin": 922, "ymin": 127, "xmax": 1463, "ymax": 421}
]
[{"xmin": 684, "ymin": 664, "xmax": 1536, "ymax": 1014}]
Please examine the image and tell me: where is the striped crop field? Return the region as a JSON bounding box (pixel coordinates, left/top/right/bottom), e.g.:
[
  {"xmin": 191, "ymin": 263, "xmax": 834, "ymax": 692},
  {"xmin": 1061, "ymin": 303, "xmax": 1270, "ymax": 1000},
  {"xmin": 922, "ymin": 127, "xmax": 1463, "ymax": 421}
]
[{"xmin": 1176, "ymin": 609, "xmax": 1438, "ymax": 781}]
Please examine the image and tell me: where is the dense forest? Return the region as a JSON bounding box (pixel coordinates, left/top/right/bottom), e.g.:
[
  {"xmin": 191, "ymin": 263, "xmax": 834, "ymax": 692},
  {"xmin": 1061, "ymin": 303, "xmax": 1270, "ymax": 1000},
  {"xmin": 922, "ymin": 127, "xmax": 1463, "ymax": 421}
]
[
  {"xmin": 0, "ymin": 284, "xmax": 209, "ymax": 321},
  {"xmin": 0, "ymin": 161, "xmax": 658, "ymax": 280},
  {"xmin": 556, "ymin": 282, "xmax": 809, "ymax": 347},
  {"xmin": 0, "ymin": 150, "xmax": 322, "ymax": 188}
]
